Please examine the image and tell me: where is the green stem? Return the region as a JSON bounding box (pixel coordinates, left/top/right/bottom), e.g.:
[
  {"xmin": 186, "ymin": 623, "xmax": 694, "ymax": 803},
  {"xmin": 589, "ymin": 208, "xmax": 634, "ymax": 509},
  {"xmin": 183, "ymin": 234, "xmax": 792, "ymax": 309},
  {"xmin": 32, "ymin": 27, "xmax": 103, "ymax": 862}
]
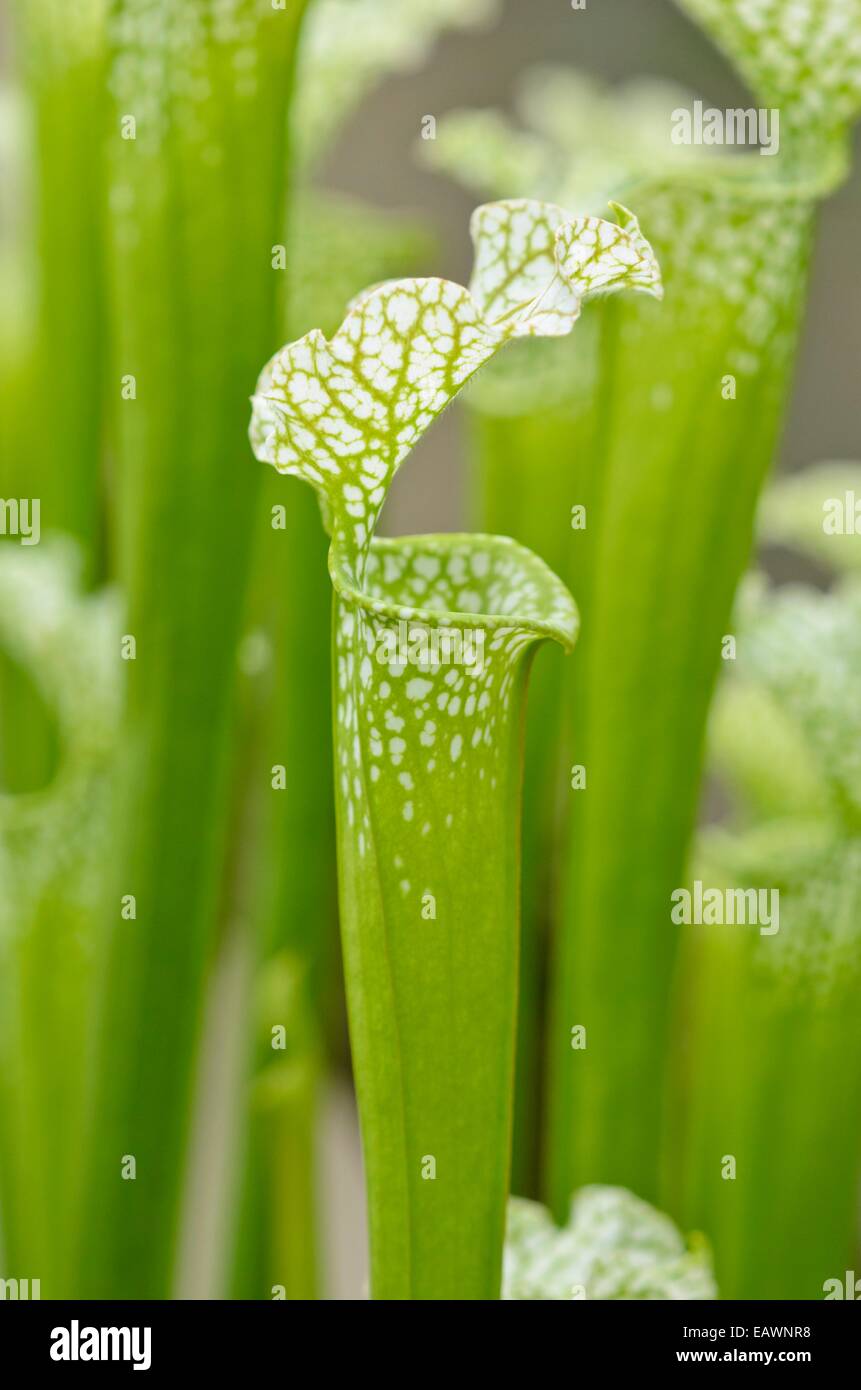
[
  {"xmin": 331, "ymin": 538, "xmax": 576, "ymax": 1297},
  {"xmin": 544, "ymin": 176, "xmax": 814, "ymax": 1212},
  {"xmin": 232, "ymin": 489, "xmax": 333, "ymax": 1301},
  {"xmin": 230, "ymin": 953, "xmax": 321, "ymax": 1300},
  {"xmin": 12, "ymin": 0, "xmax": 108, "ymax": 565},
  {"xmin": 471, "ymin": 405, "xmax": 588, "ymax": 1195},
  {"xmin": 75, "ymin": 0, "xmax": 310, "ymax": 1299}
]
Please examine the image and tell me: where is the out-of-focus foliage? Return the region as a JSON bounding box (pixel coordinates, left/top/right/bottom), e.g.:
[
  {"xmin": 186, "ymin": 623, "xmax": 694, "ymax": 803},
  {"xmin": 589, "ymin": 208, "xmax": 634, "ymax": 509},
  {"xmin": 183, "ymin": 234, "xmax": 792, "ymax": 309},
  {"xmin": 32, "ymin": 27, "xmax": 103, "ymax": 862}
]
[
  {"xmin": 725, "ymin": 578, "xmax": 861, "ymax": 824},
  {"xmin": 674, "ymin": 0, "xmax": 861, "ymax": 145},
  {"xmin": 760, "ymin": 462, "xmax": 861, "ymax": 577},
  {"xmin": 294, "ymin": 0, "xmax": 499, "ymax": 165},
  {"xmin": 0, "ymin": 542, "xmax": 118, "ymax": 1290},
  {"xmin": 702, "ymin": 573, "xmax": 861, "ymax": 988},
  {"xmin": 424, "ymin": 67, "xmax": 709, "ymax": 213},
  {"xmin": 0, "ymin": 543, "xmax": 118, "ymax": 893},
  {"xmin": 677, "ymin": 566, "xmax": 861, "ymax": 1298},
  {"xmin": 288, "ymin": 190, "xmax": 435, "ymax": 337}
]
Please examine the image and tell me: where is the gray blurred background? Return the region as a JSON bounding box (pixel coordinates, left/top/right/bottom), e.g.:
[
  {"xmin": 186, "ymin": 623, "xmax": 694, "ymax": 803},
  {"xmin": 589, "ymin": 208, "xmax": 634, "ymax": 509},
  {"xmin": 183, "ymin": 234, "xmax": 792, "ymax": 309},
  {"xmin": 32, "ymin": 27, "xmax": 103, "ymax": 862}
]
[{"xmin": 318, "ymin": 0, "xmax": 861, "ymax": 538}]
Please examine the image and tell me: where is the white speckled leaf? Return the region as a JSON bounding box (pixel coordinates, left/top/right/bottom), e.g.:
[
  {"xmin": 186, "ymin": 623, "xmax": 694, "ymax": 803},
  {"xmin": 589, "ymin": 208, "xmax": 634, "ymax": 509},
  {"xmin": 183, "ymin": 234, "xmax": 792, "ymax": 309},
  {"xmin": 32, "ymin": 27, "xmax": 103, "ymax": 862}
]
[
  {"xmin": 422, "ymin": 64, "xmax": 835, "ymax": 426},
  {"xmin": 469, "ymin": 199, "xmax": 661, "ymax": 334},
  {"xmin": 503, "ymin": 1188, "xmax": 716, "ymax": 1300},
  {"xmin": 250, "ymin": 199, "xmax": 661, "ymax": 579},
  {"xmin": 674, "ymin": 0, "xmax": 861, "ymax": 140}
]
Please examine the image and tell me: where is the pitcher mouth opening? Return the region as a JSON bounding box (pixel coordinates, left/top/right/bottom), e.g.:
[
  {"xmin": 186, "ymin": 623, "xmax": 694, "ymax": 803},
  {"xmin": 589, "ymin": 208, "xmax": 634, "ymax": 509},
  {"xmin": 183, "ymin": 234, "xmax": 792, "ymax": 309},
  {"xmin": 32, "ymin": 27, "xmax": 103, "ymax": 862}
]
[{"xmin": 327, "ymin": 531, "xmax": 580, "ymax": 654}]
